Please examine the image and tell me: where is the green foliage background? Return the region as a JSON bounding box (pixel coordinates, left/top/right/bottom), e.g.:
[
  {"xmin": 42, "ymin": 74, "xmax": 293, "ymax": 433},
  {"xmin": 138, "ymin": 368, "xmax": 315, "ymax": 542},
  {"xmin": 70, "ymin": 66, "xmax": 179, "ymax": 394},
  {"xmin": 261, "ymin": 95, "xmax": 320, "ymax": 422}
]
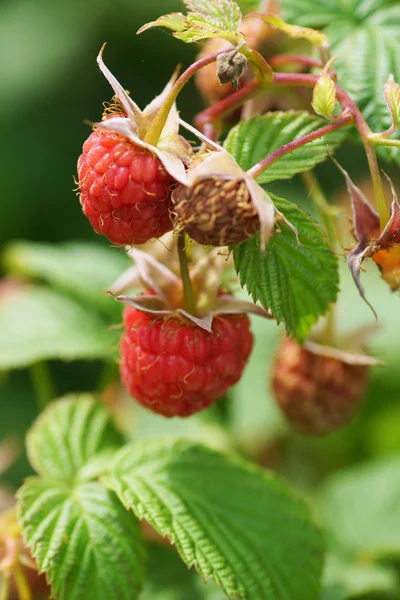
[{"xmin": 1, "ymin": 1, "xmax": 400, "ymax": 599}]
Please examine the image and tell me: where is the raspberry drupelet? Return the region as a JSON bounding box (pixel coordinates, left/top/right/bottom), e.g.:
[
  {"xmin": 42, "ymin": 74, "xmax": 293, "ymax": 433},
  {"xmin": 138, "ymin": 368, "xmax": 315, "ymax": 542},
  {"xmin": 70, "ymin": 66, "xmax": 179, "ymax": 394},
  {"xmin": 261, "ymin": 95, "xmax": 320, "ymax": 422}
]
[
  {"xmin": 120, "ymin": 305, "xmax": 253, "ymax": 417},
  {"xmin": 77, "ymin": 126, "xmax": 175, "ymax": 246}
]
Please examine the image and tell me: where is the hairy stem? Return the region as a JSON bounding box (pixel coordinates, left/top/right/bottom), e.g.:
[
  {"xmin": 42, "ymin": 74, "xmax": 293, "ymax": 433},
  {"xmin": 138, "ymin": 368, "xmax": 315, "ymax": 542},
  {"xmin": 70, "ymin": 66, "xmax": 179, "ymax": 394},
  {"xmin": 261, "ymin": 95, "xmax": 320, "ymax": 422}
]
[
  {"xmin": 194, "ymin": 79, "xmax": 261, "ymax": 138},
  {"xmin": 144, "ymin": 42, "xmax": 273, "ymax": 147},
  {"xmin": 177, "ymin": 231, "xmax": 196, "ymax": 315},
  {"xmin": 195, "ymin": 71, "xmax": 389, "ymax": 224},
  {"xmin": 268, "ymin": 54, "xmax": 323, "ymax": 69},
  {"xmin": 30, "ymin": 362, "xmax": 54, "ymax": 413},
  {"xmin": 371, "ymin": 136, "xmax": 400, "ymax": 147},
  {"xmin": 247, "ymin": 113, "xmax": 353, "ymax": 179}
]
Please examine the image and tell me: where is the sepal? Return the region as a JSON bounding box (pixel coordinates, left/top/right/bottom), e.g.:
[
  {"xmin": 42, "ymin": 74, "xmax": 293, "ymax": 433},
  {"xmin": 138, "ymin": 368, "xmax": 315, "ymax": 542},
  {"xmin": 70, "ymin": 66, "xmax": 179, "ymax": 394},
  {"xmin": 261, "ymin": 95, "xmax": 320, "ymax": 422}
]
[{"xmin": 93, "ymin": 46, "xmax": 190, "ymax": 184}]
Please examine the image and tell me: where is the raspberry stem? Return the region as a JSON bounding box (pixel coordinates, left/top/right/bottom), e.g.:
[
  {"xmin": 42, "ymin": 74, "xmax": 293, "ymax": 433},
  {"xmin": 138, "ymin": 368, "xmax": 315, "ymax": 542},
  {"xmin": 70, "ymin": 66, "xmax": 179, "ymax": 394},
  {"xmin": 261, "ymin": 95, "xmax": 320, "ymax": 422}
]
[
  {"xmin": 177, "ymin": 231, "xmax": 196, "ymax": 315},
  {"xmin": 194, "ymin": 71, "xmax": 390, "ymax": 228},
  {"xmin": 370, "ymin": 137, "xmax": 400, "ymax": 147},
  {"xmin": 268, "ymin": 54, "xmax": 323, "ymax": 70},
  {"xmin": 143, "ymin": 52, "xmax": 223, "ymax": 147},
  {"xmin": 246, "ymin": 113, "xmax": 353, "ymax": 179}
]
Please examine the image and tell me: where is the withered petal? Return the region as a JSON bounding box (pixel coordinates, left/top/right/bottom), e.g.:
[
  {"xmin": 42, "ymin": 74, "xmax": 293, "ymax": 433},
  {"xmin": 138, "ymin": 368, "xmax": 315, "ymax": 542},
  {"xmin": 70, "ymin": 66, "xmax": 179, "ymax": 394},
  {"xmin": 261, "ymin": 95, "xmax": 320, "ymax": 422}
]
[
  {"xmin": 245, "ymin": 177, "xmax": 276, "ymax": 250},
  {"xmin": 112, "ymin": 293, "xmax": 172, "ymax": 313},
  {"xmin": 108, "ymin": 266, "xmax": 141, "ymax": 295},
  {"xmin": 333, "ymin": 158, "xmax": 380, "ymax": 245},
  {"xmin": 175, "ymin": 309, "xmax": 213, "ymax": 332},
  {"xmin": 97, "ymin": 44, "xmax": 142, "ymax": 123},
  {"xmin": 212, "ymin": 295, "xmax": 273, "ymax": 319},
  {"xmin": 347, "ymin": 244, "xmax": 378, "ymax": 319},
  {"xmin": 377, "ymin": 172, "xmax": 400, "ymax": 248},
  {"xmin": 96, "ymin": 118, "xmax": 188, "ymax": 184},
  {"xmin": 121, "ymin": 247, "xmax": 180, "ymax": 303},
  {"xmin": 303, "ymin": 339, "xmax": 381, "ymax": 366},
  {"xmin": 178, "ymin": 117, "xmax": 225, "ymax": 151}
]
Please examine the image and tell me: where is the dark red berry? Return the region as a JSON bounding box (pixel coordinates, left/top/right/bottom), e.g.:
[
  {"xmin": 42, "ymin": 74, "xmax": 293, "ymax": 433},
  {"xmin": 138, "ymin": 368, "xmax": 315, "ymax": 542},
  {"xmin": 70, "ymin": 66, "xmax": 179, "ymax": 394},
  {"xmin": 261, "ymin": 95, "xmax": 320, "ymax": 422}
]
[
  {"xmin": 272, "ymin": 338, "xmax": 369, "ymax": 435},
  {"xmin": 120, "ymin": 304, "xmax": 253, "ymax": 417}
]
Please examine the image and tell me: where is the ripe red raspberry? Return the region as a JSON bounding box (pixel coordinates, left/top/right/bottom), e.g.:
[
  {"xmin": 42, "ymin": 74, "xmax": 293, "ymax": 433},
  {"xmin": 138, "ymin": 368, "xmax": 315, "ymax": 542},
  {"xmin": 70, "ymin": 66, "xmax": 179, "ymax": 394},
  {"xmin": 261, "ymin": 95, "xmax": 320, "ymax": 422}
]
[
  {"xmin": 272, "ymin": 338, "xmax": 369, "ymax": 435},
  {"xmin": 120, "ymin": 305, "xmax": 253, "ymax": 417},
  {"xmin": 77, "ymin": 126, "xmax": 174, "ymax": 245}
]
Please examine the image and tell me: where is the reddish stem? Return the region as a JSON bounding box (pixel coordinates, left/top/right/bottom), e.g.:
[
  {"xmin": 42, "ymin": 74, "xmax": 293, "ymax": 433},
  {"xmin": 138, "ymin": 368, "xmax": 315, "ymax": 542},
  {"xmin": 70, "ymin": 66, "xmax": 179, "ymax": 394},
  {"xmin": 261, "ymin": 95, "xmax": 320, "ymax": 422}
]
[
  {"xmin": 194, "ymin": 79, "xmax": 260, "ymax": 135},
  {"xmin": 268, "ymin": 54, "xmax": 323, "ymax": 69},
  {"xmin": 247, "ymin": 113, "xmax": 353, "ymax": 179}
]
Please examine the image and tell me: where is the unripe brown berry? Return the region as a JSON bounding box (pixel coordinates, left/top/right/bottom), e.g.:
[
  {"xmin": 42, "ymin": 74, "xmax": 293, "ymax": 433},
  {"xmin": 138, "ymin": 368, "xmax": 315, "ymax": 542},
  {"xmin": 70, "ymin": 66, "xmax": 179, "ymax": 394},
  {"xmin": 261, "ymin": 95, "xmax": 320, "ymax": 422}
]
[
  {"xmin": 272, "ymin": 338, "xmax": 370, "ymax": 435},
  {"xmin": 172, "ymin": 177, "xmax": 259, "ymax": 246},
  {"xmin": 195, "ymin": 13, "xmax": 280, "ymax": 104},
  {"xmin": 216, "ymin": 49, "xmax": 247, "ymax": 89}
]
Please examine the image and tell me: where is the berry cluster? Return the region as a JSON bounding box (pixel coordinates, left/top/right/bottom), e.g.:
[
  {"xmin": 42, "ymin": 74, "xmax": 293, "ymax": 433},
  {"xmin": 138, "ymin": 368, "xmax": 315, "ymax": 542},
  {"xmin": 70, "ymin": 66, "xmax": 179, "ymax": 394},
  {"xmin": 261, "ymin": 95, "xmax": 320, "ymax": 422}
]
[{"xmin": 75, "ymin": 3, "xmax": 387, "ymax": 430}]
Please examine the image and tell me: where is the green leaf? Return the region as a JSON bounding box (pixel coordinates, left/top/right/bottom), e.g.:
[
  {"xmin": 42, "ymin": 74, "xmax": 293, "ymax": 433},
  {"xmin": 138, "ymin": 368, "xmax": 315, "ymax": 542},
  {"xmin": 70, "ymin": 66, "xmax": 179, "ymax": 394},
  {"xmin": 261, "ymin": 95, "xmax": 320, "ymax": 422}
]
[
  {"xmin": 233, "ymin": 195, "xmax": 339, "ymax": 342},
  {"xmin": 312, "ymin": 73, "xmax": 337, "ymax": 118},
  {"xmin": 254, "ymin": 15, "xmax": 327, "ymax": 46},
  {"xmin": 280, "ymin": 0, "xmax": 400, "ymax": 163},
  {"xmin": 317, "ymin": 455, "xmax": 400, "ymax": 559},
  {"xmin": 323, "ymin": 553, "xmax": 399, "ymax": 599},
  {"xmin": 0, "ymin": 287, "xmax": 114, "ymax": 369},
  {"xmin": 223, "ymin": 112, "xmax": 345, "ymax": 183},
  {"xmin": 26, "ymin": 394, "xmax": 122, "ymax": 484},
  {"xmin": 18, "ymin": 478, "xmax": 145, "ymax": 600},
  {"xmin": 138, "ymin": 0, "xmax": 241, "ymax": 43},
  {"xmin": 102, "ymin": 438, "xmax": 324, "ymax": 600},
  {"xmin": 3, "ymin": 241, "xmax": 128, "ymax": 316}
]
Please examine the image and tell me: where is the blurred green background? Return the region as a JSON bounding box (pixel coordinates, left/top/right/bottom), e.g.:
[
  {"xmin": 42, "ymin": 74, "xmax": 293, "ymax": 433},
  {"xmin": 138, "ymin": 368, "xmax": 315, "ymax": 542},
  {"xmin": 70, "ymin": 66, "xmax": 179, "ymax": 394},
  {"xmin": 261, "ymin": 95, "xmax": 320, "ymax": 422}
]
[
  {"xmin": 0, "ymin": 0, "xmax": 200, "ymax": 484},
  {"xmin": 1, "ymin": 1, "xmax": 400, "ymax": 598}
]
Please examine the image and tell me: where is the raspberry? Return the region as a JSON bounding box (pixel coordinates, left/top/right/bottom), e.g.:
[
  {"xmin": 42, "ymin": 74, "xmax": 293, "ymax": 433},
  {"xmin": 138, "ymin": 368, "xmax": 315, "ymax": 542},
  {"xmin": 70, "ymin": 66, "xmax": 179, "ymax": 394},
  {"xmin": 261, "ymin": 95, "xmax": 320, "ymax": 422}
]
[
  {"xmin": 172, "ymin": 177, "xmax": 259, "ymax": 246},
  {"xmin": 77, "ymin": 126, "xmax": 174, "ymax": 245},
  {"xmin": 373, "ymin": 244, "xmax": 400, "ymax": 291},
  {"xmin": 272, "ymin": 338, "xmax": 369, "ymax": 435},
  {"xmin": 120, "ymin": 304, "xmax": 253, "ymax": 417}
]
